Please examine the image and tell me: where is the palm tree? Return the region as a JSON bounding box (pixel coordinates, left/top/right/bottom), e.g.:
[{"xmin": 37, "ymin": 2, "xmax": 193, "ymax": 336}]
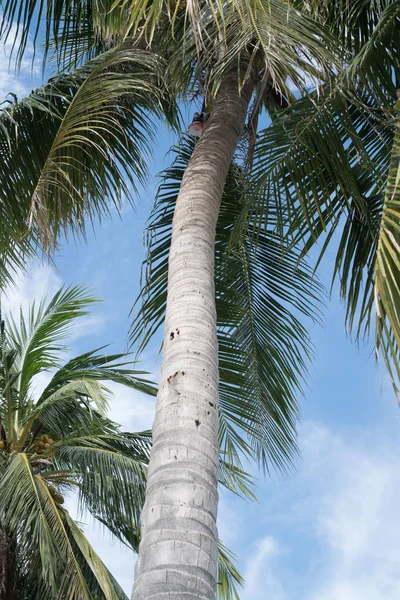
[
  {"xmin": 68, "ymin": 7, "xmax": 332, "ymax": 598},
  {"xmin": 0, "ymin": 4, "xmax": 333, "ymax": 598},
  {"xmin": 0, "ymin": 285, "xmax": 157, "ymax": 599},
  {"xmin": 2, "ymin": 2, "xmax": 396, "ymax": 599}
]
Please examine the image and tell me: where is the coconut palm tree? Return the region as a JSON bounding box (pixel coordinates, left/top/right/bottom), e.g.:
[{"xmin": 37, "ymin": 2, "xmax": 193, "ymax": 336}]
[
  {"xmin": 0, "ymin": 3, "xmax": 334, "ymax": 598},
  {"xmin": 0, "ymin": 285, "xmax": 157, "ymax": 599},
  {"xmin": 2, "ymin": 2, "xmax": 398, "ymax": 599}
]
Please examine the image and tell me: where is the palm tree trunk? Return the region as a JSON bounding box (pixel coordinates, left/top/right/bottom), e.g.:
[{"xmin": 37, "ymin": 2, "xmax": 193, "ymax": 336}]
[
  {"xmin": 132, "ymin": 63, "xmax": 255, "ymax": 600},
  {"xmin": 0, "ymin": 526, "xmax": 16, "ymax": 600}
]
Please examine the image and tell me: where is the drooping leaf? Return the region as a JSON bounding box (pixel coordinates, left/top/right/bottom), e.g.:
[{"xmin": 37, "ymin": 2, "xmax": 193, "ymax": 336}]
[
  {"xmin": 217, "ymin": 540, "xmax": 244, "ymax": 600},
  {"xmin": 374, "ymin": 102, "xmax": 400, "ymax": 393},
  {"xmin": 0, "ymin": 44, "xmax": 177, "ymax": 284},
  {"xmin": 131, "ymin": 136, "xmax": 322, "ymax": 474},
  {"xmin": 249, "ymin": 5, "xmax": 400, "ymax": 392}
]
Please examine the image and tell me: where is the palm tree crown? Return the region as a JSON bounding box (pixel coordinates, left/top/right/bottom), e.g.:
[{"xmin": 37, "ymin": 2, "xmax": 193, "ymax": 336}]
[{"xmin": 0, "ymin": 286, "xmax": 155, "ymax": 599}]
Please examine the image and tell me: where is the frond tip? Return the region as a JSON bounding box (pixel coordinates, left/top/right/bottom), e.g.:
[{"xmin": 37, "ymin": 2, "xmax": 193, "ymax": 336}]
[{"xmin": 217, "ymin": 540, "xmax": 244, "ymax": 600}]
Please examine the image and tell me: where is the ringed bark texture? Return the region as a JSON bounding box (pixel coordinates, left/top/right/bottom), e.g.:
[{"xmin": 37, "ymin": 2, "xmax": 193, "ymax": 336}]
[{"xmin": 132, "ymin": 64, "xmax": 255, "ymax": 600}]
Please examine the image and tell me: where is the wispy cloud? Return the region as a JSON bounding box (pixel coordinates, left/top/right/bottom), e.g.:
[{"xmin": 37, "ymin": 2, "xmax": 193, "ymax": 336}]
[
  {"xmin": 2, "ymin": 261, "xmax": 62, "ymax": 318},
  {"xmin": 235, "ymin": 421, "xmax": 400, "ymax": 600},
  {"xmin": 106, "ymin": 380, "xmax": 156, "ymax": 432},
  {"xmin": 2, "ymin": 260, "xmax": 108, "ymax": 347},
  {"xmin": 306, "ymin": 424, "xmax": 400, "ymax": 600},
  {"xmin": 0, "ymin": 20, "xmax": 41, "ymax": 101},
  {"xmin": 243, "ymin": 536, "xmax": 288, "ymax": 600},
  {"xmin": 68, "ymin": 313, "xmax": 107, "ymax": 342}
]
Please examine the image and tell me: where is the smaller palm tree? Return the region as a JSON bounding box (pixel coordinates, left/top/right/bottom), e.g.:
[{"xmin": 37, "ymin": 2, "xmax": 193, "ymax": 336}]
[{"xmin": 0, "ymin": 286, "xmax": 155, "ymax": 600}]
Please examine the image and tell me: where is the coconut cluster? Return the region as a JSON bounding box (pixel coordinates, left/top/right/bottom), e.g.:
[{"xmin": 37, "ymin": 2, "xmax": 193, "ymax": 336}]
[{"xmin": 34, "ymin": 434, "xmax": 54, "ymax": 454}]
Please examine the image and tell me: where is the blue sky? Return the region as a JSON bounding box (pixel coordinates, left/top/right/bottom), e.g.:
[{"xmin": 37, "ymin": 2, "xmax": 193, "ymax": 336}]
[{"xmin": 2, "ymin": 25, "xmax": 400, "ymax": 599}]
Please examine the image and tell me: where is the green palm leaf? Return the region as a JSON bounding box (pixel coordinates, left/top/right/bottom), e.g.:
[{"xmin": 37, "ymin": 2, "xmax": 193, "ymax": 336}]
[
  {"xmin": 249, "ymin": 0, "xmax": 400, "ymax": 392},
  {"xmin": 217, "ymin": 541, "xmax": 244, "ymax": 600},
  {"xmin": 58, "ymin": 432, "xmax": 150, "ymax": 529},
  {"xmin": 0, "ymin": 0, "xmax": 128, "ymax": 68},
  {"xmin": 374, "ymin": 101, "xmax": 400, "ymax": 392},
  {"xmin": 6, "ymin": 285, "xmax": 96, "ymax": 395},
  {"xmin": 0, "ymin": 44, "xmax": 177, "ymax": 281},
  {"xmin": 0, "ymin": 0, "xmax": 338, "ymax": 80},
  {"xmin": 1, "ymin": 452, "xmax": 123, "ymax": 599}
]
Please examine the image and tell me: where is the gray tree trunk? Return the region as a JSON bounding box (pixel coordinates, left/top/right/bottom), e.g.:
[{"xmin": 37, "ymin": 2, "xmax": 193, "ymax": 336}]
[{"xmin": 132, "ymin": 63, "xmax": 255, "ymax": 600}]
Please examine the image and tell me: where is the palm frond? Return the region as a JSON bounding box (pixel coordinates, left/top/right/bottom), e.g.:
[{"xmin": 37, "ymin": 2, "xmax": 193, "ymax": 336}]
[
  {"xmin": 58, "ymin": 431, "xmax": 150, "ymax": 531},
  {"xmin": 0, "ymin": 44, "xmax": 177, "ymax": 259},
  {"xmin": 345, "ymin": 0, "xmax": 400, "ymax": 99},
  {"xmin": 250, "ymin": 35, "xmax": 400, "ymax": 391},
  {"xmin": 0, "ymin": 289, "xmax": 159, "ymax": 598},
  {"xmin": 22, "ymin": 348, "xmax": 156, "ymax": 440},
  {"xmin": 0, "ymin": 0, "xmax": 129, "ymax": 68},
  {"xmin": 119, "ymin": 0, "xmax": 337, "ymax": 84},
  {"xmin": 210, "ymin": 0, "xmax": 337, "ymax": 92},
  {"xmin": 1, "ymin": 0, "xmax": 338, "ymax": 79},
  {"xmin": 218, "ymin": 457, "xmax": 258, "ymax": 502},
  {"xmin": 6, "ymin": 285, "xmax": 96, "ymax": 396},
  {"xmin": 17, "ymin": 380, "xmax": 111, "ymax": 446},
  {"xmin": 374, "ymin": 100, "xmax": 400, "ymax": 393},
  {"xmin": 131, "ymin": 136, "xmax": 322, "ymax": 473},
  {"xmin": 1, "ymin": 451, "xmax": 122, "ymax": 599},
  {"xmin": 38, "ymin": 345, "xmax": 157, "ymax": 400},
  {"xmin": 300, "ymin": 0, "xmax": 396, "ymax": 56},
  {"xmin": 59, "ymin": 431, "xmax": 150, "ymax": 559},
  {"xmin": 217, "ymin": 540, "xmax": 244, "ymax": 600},
  {"xmin": 61, "ymin": 510, "xmax": 128, "ymax": 599}
]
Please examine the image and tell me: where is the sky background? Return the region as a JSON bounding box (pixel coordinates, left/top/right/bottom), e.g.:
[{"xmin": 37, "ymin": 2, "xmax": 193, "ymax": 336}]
[{"xmin": 2, "ymin": 22, "xmax": 400, "ymax": 600}]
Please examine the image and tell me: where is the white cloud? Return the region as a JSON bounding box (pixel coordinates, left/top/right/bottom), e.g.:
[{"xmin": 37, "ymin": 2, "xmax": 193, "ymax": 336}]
[
  {"xmin": 2, "ymin": 261, "xmax": 62, "ymax": 318},
  {"xmin": 68, "ymin": 313, "xmax": 107, "ymax": 342},
  {"xmin": 235, "ymin": 421, "xmax": 400, "ymax": 600},
  {"xmin": 243, "ymin": 537, "xmax": 288, "ymax": 600},
  {"xmin": 106, "ymin": 380, "xmax": 156, "ymax": 432},
  {"xmin": 0, "ymin": 20, "xmax": 41, "ymax": 101},
  {"xmin": 2, "ymin": 260, "xmax": 107, "ymax": 346},
  {"xmin": 305, "ymin": 424, "xmax": 400, "ymax": 600},
  {"xmin": 30, "ymin": 369, "xmax": 56, "ymax": 399}
]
